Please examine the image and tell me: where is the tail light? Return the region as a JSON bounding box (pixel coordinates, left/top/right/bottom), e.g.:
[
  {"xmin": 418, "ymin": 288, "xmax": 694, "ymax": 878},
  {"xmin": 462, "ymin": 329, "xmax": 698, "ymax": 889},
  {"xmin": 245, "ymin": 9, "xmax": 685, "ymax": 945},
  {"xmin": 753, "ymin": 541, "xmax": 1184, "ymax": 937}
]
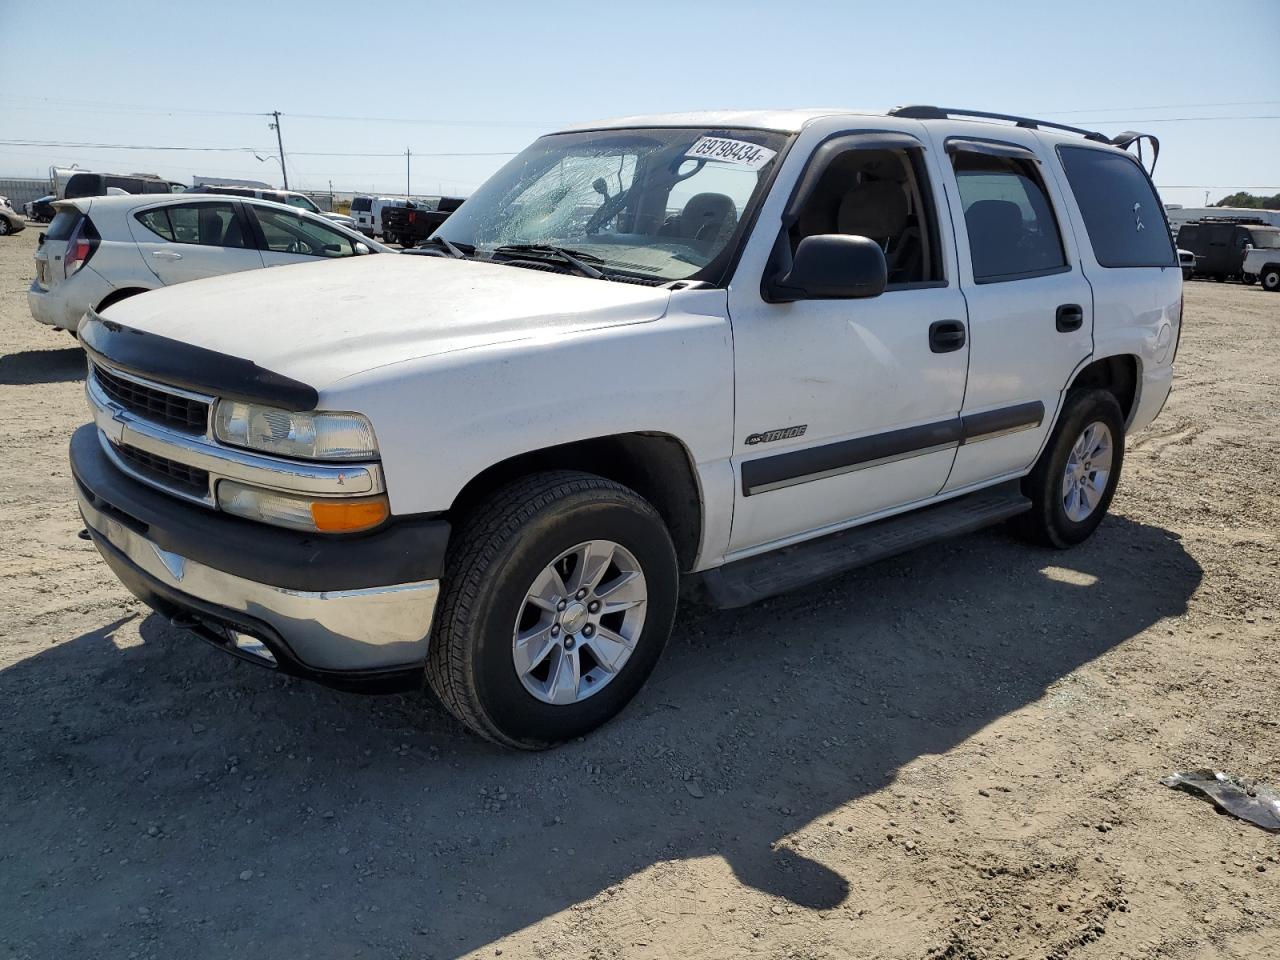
[{"xmin": 64, "ymin": 217, "xmax": 100, "ymax": 279}]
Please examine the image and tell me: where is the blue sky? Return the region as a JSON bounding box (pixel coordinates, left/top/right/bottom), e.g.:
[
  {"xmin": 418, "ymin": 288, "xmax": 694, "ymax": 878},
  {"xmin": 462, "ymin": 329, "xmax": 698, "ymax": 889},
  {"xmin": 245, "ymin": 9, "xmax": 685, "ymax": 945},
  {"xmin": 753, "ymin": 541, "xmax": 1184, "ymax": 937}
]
[{"xmin": 1, "ymin": 0, "xmax": 1276, "ymax": 206}]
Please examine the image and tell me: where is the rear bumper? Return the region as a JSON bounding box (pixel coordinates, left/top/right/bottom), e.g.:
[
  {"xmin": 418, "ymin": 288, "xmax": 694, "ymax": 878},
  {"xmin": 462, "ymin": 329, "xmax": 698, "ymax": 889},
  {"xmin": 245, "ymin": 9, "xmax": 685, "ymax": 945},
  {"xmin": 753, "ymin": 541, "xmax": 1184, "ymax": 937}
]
[
  {"xmin": 27, "ymin": 269, "xmax": 105, "ymax": 330},
  {"xmin": 71, "ymin": 423, "xmax": 447, "ymax": 686},
  {"xmin": 1131, "ymin": 363, "xmax": 1174, "ymax": 433}
]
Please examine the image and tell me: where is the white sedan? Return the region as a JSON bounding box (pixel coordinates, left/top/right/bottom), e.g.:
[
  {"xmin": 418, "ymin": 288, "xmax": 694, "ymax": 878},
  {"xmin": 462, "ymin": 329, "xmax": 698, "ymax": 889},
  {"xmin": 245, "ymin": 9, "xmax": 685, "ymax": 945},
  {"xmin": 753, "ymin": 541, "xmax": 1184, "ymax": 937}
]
[{"xmin": 28, "ymin": 193, "xmax": 392, "ymax": 332}]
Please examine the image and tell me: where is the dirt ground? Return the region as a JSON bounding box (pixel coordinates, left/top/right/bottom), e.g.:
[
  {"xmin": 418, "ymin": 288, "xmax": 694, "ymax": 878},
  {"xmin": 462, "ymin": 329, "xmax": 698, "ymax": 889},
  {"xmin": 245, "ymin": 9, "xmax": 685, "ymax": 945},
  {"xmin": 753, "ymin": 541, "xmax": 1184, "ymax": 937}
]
[{"xmin": 1, "ymin": 223, "xmax": 1277, "ymax": 960}]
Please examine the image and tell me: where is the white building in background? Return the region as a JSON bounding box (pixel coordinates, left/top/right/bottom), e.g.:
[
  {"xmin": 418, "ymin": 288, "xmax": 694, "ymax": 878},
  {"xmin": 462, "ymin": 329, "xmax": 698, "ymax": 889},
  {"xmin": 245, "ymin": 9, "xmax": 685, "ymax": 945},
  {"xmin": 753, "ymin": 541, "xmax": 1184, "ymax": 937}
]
[
  {"xmin": 193, "ymin": 175, "xmax": 273, "ymax": 189},
  {"xmin": 1165, "ymin": 204, "xmax": 1280, "ymax": 233}
]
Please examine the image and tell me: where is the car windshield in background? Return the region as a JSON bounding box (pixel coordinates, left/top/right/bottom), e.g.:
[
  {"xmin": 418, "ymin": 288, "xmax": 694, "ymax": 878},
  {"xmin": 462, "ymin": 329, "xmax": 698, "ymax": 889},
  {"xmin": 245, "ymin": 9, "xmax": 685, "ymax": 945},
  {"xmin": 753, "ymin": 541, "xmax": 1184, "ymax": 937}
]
[{"xmin": 435, "ymin": 127, "xmax": 791, "ymax": 283}]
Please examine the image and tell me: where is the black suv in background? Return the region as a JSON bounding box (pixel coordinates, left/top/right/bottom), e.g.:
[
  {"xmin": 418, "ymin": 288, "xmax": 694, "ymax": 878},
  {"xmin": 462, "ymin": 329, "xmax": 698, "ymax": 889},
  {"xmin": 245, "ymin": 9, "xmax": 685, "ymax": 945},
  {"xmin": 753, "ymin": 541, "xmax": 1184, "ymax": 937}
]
[{"xmin": 1176, "ymin": 219, "xmax": 1279, "ymax": 283}]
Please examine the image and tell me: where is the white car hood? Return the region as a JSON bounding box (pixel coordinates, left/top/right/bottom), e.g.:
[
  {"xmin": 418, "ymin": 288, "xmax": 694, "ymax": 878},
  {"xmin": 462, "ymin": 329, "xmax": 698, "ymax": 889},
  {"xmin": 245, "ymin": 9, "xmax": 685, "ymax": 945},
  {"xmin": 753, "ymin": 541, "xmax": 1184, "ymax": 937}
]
[{"xmin": 101, "ymin": 254, "xmax": 672, "ymax": 389}]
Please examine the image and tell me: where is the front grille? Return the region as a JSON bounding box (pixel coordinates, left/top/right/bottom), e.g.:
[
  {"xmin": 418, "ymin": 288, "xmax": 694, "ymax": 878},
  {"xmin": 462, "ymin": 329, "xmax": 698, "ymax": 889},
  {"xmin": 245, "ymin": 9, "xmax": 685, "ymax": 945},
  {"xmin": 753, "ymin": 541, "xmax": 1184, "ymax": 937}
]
[
  {"xmin": 110, "ymin": 441, "xmax": 210, "ymax": 498},
  {"xmin": 93, "ymin": 364, "xmax": 209, "ymax": 433}
]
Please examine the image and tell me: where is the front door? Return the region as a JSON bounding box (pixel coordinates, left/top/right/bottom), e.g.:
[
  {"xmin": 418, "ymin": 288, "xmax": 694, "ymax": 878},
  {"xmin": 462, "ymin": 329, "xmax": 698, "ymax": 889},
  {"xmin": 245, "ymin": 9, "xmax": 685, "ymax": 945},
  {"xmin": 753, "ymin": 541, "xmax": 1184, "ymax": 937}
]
[
  {"xmin": 727, "ymin": 133, "xmax": 970, "ymax": 555},
  {"xmin": 925, "ymin": 127, "xmax": 1094, "ymax": 492}
]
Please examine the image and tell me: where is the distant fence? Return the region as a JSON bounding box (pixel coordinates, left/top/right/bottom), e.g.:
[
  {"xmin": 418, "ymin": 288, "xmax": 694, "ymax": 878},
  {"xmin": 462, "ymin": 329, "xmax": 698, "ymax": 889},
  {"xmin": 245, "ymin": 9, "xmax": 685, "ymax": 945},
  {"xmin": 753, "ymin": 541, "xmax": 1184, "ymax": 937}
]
[{"xmin": 0, "ymin": 178, "xmax": 52, "ymax": 209}]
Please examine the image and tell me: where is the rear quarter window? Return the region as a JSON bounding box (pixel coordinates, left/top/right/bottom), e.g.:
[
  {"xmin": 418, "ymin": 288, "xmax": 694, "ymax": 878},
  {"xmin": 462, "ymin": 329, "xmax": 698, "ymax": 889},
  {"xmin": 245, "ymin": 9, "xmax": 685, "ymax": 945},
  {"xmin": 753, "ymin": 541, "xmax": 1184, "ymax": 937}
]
[{"xmin": 1058, "ymin": 146, "xmax": 1176, "ymax": 268}]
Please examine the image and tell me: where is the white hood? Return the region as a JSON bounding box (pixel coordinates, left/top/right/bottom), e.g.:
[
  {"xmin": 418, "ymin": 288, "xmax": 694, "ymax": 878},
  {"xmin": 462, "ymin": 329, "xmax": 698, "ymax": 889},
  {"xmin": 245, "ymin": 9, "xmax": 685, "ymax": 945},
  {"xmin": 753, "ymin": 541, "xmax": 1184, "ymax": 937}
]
[{"xmin": 102, "ymin": 254, "xmax": 671, "ymax": 389}]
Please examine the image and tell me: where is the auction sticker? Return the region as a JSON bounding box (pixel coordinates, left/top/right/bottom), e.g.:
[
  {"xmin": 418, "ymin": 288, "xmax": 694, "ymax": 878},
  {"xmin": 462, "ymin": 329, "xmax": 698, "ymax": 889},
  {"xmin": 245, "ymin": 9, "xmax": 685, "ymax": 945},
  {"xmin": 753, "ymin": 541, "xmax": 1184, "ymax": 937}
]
[{"xmin": 685, "ymin": 137, "xmax": 777, "ymax": 170}]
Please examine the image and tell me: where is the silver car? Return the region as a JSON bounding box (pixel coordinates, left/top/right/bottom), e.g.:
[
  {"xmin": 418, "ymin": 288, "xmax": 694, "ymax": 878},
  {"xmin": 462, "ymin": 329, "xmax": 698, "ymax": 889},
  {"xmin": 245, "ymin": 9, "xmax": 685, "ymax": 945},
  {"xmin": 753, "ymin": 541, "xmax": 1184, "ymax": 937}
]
[
  {"xmin": 28, "ymin": 194, "xmax": 392, "ymax": 332},
  {"xmin": 0, "ymin": 197, "xmax": 27, "ymax": 236}
]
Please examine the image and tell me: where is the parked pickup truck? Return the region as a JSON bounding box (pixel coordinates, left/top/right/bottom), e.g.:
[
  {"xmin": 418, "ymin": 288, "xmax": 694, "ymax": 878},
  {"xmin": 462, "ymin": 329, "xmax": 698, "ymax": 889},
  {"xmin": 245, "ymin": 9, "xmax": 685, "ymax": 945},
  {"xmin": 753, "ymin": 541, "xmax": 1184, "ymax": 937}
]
[
  {"xmin": 382, "ymin": 196, "xmax": 465, "ymax": 247},
  {"xmin": 1243, "ymin": 238, "xmax": 1280, "ymax": 291},
  {"xmin": 71, "ymin": 106, "xmax": 1182, "ymax": 748}
]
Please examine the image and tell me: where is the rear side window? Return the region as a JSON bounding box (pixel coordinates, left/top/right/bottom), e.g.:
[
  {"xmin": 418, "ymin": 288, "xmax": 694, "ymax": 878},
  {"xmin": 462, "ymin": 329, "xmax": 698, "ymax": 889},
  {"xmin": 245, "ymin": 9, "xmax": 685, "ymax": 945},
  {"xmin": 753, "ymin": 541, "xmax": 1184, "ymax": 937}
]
[
  {"xmin": 135, "ymin": 202, "xmax": 248, "ymax": 248},
  {"xmin": 46, "ymin": 209, "xmax": 82, "ymax": 241},
  {"xmin": 351, "ymin": 197, "xmax": 372, "ymax": 212},
  {"xmin": 1058, "ymin": 146, "xmax": 1176, "ymax": 268},
  {"xmin": 952, "ymin": 151, "xmax": 1067, "ymax": 282}
]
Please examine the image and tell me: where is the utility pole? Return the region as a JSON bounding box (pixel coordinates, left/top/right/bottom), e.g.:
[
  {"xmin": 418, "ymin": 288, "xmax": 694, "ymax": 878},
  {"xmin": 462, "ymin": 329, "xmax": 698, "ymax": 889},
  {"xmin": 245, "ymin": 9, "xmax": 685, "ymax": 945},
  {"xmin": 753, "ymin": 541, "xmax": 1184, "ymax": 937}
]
[
  {"xmin": 405, "ymin": 148, "xmax": 411, "ymax": 198},
  {"xmin": 269, "ymin": 111, "xmax": 289, "ymax": 189}
]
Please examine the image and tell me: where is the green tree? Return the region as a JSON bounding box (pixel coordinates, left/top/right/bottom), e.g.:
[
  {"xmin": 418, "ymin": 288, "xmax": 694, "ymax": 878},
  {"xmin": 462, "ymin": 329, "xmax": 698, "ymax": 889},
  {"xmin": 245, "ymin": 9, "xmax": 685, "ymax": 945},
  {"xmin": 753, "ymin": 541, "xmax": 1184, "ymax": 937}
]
[{"xmin": 1214, "ymin": 192, "xmax": 1280, "ymax": 210}]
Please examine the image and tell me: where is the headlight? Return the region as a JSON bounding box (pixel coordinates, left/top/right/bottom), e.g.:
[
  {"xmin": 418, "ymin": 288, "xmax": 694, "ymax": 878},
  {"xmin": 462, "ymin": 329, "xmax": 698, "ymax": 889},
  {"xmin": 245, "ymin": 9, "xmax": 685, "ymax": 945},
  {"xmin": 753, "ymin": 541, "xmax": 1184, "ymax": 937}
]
[
  {"xmin": 217, "ymin": 480, "xmax": 389, "ymax": 534},
  {"xmin": 214, "ymin": 401, "xmax": 378, "ymax": 461}
]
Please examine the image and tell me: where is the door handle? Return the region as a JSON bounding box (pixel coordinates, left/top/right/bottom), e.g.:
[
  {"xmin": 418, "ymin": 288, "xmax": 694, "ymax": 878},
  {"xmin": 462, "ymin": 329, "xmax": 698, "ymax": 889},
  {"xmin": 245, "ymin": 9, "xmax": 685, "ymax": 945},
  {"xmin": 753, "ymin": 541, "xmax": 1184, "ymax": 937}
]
[
  {"xmin": 1056, "ymin": 303, "xmax": 1084, "ymax": 332},
  {"xmin": 928, "ymin": 319, "xmax": 966, "ymax": 353},
  {"xmin": 151, "ymin": 250, "xmax": 182, "ymax": 261}
]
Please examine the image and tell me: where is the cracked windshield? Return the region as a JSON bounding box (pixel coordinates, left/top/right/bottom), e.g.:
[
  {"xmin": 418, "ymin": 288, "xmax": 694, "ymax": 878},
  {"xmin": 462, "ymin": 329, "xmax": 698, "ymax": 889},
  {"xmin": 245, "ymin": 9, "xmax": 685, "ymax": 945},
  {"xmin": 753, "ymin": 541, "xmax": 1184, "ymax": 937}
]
[{"xmin": 435, "ymin": 127, "xmax": 790, "ymax": 281}]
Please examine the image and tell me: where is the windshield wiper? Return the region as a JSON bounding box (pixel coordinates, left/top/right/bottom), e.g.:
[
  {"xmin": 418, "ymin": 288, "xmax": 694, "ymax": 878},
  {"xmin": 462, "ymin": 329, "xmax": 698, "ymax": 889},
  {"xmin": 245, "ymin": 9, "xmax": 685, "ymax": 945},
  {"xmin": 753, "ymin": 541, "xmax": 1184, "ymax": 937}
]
[
  {"xmin": 412, "ymin": 235, "xmax": 467, "ymax": 258},
  {"xmin": 491, "ymin": 243, "xmax": 605, "ymax": 279}
]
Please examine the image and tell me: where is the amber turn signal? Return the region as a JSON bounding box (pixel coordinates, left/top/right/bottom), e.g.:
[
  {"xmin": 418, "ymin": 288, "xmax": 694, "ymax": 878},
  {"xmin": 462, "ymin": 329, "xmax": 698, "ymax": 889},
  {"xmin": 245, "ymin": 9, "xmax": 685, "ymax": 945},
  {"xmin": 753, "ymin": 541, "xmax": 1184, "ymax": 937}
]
[{"xmin": 310, "ymin": 495, "xmax": 390, "ymax": 533}]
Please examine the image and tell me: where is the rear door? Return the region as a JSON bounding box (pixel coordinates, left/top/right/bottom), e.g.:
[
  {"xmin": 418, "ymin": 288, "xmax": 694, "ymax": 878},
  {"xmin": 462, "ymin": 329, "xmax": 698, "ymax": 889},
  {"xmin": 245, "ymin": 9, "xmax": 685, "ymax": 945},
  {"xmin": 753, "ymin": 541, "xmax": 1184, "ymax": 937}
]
[
  {"xmin": 128, "ymin": 200, "xmax": 264, "ymax": 284},
  {"xmin": 928, "ymin": 127, "xmax": 1094, "ymax": 492},
  {"xmin": 244, "ymin": 203, "xmax": 364, "ymax": 266}
]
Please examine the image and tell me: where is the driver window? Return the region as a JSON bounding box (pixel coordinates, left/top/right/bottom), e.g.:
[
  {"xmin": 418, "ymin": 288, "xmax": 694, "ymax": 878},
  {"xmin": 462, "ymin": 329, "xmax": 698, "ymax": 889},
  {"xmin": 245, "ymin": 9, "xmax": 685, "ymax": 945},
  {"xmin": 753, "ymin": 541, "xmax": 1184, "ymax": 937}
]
[
  {"xmin": 250, "ymin": 206, "xmax": 356, "ymax": 258},
  {"xmin": 789, "ymin": 146, "xmax": 940, "ymax": 286}
]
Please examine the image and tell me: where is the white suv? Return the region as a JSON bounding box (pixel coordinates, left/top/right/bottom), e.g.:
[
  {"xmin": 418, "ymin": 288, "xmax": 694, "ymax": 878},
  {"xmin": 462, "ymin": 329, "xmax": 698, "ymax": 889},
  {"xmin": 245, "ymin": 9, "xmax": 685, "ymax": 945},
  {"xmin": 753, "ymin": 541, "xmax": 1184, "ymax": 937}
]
[
  {"xmin": 28, "ymin": 194, "xmax": 390, "ymax": 332},
  {"xmin": 70, "ymin": 106, "xmax": 1182, "ymax": 747}
]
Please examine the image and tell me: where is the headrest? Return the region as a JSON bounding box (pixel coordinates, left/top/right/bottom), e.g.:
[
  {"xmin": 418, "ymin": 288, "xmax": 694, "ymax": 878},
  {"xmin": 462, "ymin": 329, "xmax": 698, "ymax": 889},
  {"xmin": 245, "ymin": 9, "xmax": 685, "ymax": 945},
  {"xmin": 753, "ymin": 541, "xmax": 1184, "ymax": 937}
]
[
  {"xmin": 681, "ymin": 192, "xmax": 737, "ymax": 237},
  {"xmin": 964, "ymin": 199, "xmax": 1023, "ymax": 239},
  {"xmin": 837, "ymin": 180, "xmax": 908, "ymax": 238}
]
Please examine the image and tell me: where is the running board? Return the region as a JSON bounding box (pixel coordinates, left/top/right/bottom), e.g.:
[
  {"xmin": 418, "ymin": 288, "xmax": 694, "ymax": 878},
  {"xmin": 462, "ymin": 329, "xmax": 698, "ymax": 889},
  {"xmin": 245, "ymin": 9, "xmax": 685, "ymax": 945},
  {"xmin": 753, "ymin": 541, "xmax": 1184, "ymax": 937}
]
[{"xmin": 699, "ymin": 481, "xmax": 1031, "ymax": 609}]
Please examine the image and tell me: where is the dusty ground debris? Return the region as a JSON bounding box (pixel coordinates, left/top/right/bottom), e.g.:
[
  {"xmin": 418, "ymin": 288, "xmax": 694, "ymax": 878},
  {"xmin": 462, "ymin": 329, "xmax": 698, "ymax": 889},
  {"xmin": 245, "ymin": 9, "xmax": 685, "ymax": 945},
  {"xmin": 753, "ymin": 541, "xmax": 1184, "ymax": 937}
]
[{"xmin": 0, "ymin": 226, "xmax": 1278, "ymax": 957}]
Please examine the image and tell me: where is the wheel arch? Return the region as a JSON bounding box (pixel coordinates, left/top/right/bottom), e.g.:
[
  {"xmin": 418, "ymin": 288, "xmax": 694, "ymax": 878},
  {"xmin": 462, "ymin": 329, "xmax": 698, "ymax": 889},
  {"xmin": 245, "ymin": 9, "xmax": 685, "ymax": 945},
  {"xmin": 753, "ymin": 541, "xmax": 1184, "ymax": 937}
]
[
  {"xmin": 448, "ymin": 432, "xmax": 705, "ymax": 572},
  {"xmin": 1067, "ymin": 353, "xmax": 1139, "ymax": 427},
  {"xmin": 95, "ymin": 286, "xmax": 153, "ymax": 313}
]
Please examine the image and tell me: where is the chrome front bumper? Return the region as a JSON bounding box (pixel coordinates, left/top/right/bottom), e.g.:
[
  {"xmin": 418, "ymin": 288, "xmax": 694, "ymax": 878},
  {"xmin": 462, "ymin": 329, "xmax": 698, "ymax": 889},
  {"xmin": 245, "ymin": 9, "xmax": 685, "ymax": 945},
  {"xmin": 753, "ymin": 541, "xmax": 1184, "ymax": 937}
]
[{"xmin": 78, "ymin": 483, "xmax": 439, "ymax": 674}]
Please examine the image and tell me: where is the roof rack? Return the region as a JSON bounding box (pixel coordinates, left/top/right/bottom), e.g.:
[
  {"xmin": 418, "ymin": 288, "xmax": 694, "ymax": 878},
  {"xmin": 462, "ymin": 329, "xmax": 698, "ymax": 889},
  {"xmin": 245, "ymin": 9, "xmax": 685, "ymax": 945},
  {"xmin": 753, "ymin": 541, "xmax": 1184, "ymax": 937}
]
[
  {"xmin": 887, "ymin": 105, "xmax": 1160, "ymax": 174},
  {"xmin": 888, "ymin": 105, "xmax": 1111, "ymax": 141}
]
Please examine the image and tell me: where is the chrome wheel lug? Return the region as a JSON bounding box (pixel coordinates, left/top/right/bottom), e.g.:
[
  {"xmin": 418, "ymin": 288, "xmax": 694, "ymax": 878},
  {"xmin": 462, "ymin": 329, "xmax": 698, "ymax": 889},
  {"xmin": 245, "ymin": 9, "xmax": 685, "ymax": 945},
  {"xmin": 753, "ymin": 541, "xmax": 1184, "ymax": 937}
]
[
  {"xmin": 563, "ymin": 636, "xmax": 576, "ymax": 650},
  {"xmin": 556, "ymin": 599, "xmax": 567, "ymax": 612},
  {"xmin": 551, "ymin": 624, "xmax": 560, "ymax": 637},
  {"xmin": 588, "ymin": 601, "xmax": 600, "ymax": 614},
  {"xmin": 575, "ymin": 588, "xmax": 588, "ymax": 600},
  {"xmin": 582, "ymin": 624, "xmax": 594, "ymax": 637}
]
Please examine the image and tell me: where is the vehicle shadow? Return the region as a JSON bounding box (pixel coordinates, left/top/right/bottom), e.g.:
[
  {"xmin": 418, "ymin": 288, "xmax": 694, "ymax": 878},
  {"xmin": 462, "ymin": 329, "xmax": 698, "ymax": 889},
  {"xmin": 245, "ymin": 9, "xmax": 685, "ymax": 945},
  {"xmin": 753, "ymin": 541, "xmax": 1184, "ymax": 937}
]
[
  {"xmin": 0, "ymin": 347, "xmax": 85, "ymax": 385},
  {"xmin": 0, "ymin": 513, "xmax": 1201, "ymax": 958}
]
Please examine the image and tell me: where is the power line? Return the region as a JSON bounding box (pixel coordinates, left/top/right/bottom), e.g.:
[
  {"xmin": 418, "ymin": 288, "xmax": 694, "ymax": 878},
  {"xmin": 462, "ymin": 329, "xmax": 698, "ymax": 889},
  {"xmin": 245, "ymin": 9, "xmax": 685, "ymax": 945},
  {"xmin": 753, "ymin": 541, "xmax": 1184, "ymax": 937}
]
[
  {"xmin": 0, "ymin": 96, "xmax": 562, "ymax": 127},
  {"xmin": 1043, "ymin": 100, "xmax": 1280, "ymax": 115},
  {"xmin": 0, "ymin": 139, "xmax": 519, "ymax": 158},
  {"xmin": 1072, "ymin": 115, "xmax": 1280, "ymax": 124}
]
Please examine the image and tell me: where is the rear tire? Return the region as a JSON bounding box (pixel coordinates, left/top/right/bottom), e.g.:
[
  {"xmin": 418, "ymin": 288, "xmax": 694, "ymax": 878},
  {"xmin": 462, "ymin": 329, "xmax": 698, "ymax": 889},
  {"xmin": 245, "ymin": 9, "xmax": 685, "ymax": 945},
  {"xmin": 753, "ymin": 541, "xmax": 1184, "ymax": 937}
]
[
  {"xmin": 0, "ymin": 219, "xmax": 10, "ymax": 236},
  {"xmin": 426, "ymin": 471, "xmax": 679, "ymax": 749},
  {"xmin": 1261, "ymin": 267, "xmax": 1280, "ymax": 292},
  {"xmin": 1016, "ymin": 389, "xmax": 1125, "ymax": 548}
]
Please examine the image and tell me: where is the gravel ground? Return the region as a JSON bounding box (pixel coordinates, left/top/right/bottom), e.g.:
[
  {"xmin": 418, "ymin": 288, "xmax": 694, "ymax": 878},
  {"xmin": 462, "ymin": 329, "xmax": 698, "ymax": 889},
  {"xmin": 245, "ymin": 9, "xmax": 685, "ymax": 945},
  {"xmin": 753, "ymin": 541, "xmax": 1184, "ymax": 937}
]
[{"xmin": 1, "ymin": 224, "xmax": 1277, "ymax": 960}]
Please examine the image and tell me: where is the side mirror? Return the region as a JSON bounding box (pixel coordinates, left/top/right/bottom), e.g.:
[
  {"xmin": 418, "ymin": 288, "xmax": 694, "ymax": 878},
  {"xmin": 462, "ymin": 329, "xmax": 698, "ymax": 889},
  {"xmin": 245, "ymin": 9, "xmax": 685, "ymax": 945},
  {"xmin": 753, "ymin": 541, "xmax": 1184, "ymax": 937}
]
[
  {"xmin": 354, "ymin": 241, "xmax": 371, "ymax": 255},
  {"xmin": 765, "ymin": 234, "xmax": 887, "ymax": 303},
  {"xmin": 592, "ymin": 177, "xmax": 610, "ymax": 199}
]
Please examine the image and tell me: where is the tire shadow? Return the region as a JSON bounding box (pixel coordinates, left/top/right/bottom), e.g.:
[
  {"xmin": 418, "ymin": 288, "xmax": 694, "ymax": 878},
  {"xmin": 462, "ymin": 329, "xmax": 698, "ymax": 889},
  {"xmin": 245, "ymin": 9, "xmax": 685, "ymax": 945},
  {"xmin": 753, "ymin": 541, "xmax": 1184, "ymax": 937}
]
[{"xmin": 0, "ymin": 513, "xmax": 1202, "ymax": 958}]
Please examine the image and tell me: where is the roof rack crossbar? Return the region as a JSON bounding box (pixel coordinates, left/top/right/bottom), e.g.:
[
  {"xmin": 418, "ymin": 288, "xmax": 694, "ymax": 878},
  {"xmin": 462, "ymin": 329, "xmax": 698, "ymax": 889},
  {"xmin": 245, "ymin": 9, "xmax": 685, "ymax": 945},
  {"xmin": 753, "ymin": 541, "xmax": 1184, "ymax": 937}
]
[{"xmin": 888, "ymin": 105, "xmax": 1111, "ymax": 143}]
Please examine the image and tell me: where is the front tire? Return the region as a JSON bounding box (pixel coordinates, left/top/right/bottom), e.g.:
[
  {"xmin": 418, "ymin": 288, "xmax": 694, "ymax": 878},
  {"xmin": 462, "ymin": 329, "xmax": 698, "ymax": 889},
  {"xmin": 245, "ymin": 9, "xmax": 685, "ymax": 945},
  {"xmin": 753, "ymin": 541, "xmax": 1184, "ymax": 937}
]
[
  {"xmin": 1017, "ymin": 389, "xmax": 1125, "ymax": 548},
  {"xmin": 1261, "ymin": 267, "xmax": 1280, "ymax": 292},
  {"xmin": 426, "ymin": 471, "xmax": 679, "ymax": 749},
  {"xmin": 0, "ymin": 219, "xmax": 10, "ymax": 236}
]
